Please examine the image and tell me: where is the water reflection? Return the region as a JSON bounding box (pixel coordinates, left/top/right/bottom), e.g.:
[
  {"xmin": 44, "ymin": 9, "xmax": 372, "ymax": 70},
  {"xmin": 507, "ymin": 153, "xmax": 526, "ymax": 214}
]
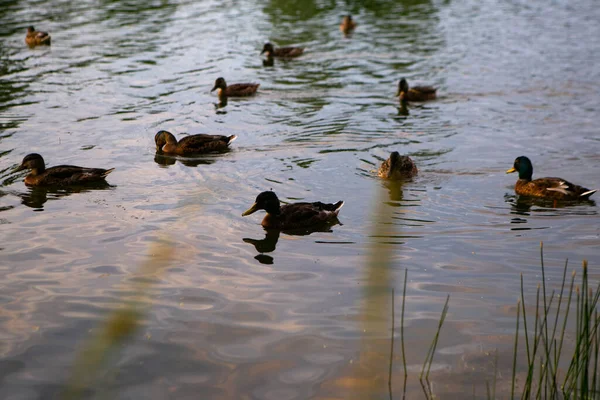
[
  {"xmin": 18, "ymin": 184, "xmax": 113, "ymax": 210},
  {"xmin": 153, "ymin": 153, "xmax": 219, "ymax": 168}
]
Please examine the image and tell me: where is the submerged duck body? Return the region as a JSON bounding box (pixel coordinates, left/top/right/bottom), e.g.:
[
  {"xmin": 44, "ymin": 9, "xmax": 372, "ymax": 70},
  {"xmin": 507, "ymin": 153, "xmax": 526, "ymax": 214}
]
[
  {"xmin": 340, "ymin": 15, "xmax": 356, "ymax": 34},
  {"xmin": 15, "ymin": 153, "xmax": 114, "ymax": 186},
  {"xmin": 155, "ymin": 130, "xmax": 237, "ymax": 155},
  {"xmin": 397, "ymin": 78, "xmax": 437, "ymax": 102},
  {"xmin": 211, "ymin": 77, "xmax": 259, "ymax": 98},
  {"xmin": 242, "ymin": 191, "xmax": 344, "ymax": 230},
  {"xmin": 506, "ymin": 156, "xmax": 596, "ymax": 200},
  {"xmin": 378, "ymin": 151, "xmax": 418, "ymax": 180},
  {"xmin": 261, "ymin": 42, "xmax": 304, "ymax": 58},
  {"xmin": 25, "ymin": 26, "xmax": 51, "ymax": 46}
]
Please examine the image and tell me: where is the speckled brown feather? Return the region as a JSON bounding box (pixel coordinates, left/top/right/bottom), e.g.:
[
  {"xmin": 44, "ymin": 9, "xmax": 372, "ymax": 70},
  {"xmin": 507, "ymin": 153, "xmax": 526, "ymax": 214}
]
[
  {"xmin": 400, "ymin": 86, "xmax": 437, "ymax": 102},
  {"xmin": 261, "ymin": 201, "xmax": 344, "ymax": 229},
  {"xmin": 515, "ymin": 178, "xmax": 595, "ymax": 200},
  {"xmin": 164, "ymin": 134, "xmax": 236, "ymax": 155},
  {"xmin": 24, "ymin": 166, "xmax": 114, "ymax": 186},
  {"xmin": 272, "ymin": 47, "xmax": 304, "ymax": 58},
  {"xmin": 378, "ymin": 154, "xmax": 418, "ymax": 180},
  {"xmin": 224, "ymin": 83, "xmax": 260, "ymax": 97},
  {"xmin": 25, "ymin": 27, "xmax": 51, "ymax": 46}
]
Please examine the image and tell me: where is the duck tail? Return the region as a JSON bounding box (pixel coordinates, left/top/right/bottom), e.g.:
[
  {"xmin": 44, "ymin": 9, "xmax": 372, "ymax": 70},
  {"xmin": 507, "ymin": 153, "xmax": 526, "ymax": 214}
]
[
  {"xmin": 228, "ymin": 135, "xmax": 238, "ymax": 143},
  {"xmin": 102, "ymin": 168, "xmax": 115, "ymax": 177},
  {"xmin": 580, "ymin": 189, "xmax": 597, "ymax": 199},
  {"xmin": 333, "ymin": 201, "xmax": 344, "ymax": 215}
]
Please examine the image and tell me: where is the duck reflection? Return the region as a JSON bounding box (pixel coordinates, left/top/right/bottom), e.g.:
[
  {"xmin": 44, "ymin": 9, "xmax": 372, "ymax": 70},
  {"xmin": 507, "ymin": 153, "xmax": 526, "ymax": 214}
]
[
  {"xmin": 384, "ymin": 180, "xmax": 405, "ymax": 202},
  {"xmin": 19, "ymin": 182, "xmax": 113, "ymax": 210},
  {"xmin": 243, "ymin": 222, "xmax": 341, "ymax": 265},
  {"xmin": 154, "ymin": 153, "xmax": 219, "ymax": 168},
  {"xmin": 215, "ymin": 97, "xmax": 228, "ymax": 109}
]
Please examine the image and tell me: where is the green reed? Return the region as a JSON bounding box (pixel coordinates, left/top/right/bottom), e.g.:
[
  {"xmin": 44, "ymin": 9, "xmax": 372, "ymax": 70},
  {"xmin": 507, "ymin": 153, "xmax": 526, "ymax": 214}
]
[{"xmin": 508, "ymin": 243, "xmax": 600, "ymax": 400}]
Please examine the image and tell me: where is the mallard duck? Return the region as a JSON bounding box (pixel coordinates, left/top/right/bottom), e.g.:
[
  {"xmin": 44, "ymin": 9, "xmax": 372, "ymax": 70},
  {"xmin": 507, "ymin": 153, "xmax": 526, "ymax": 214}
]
[
  {"xmin": 155, "ymin": 130, "xmax": 237, "ymax": 155},
  {"xmin": 260, "ymin": 42, "xmax": 304, "ymax": 58},
  {"xmin": 15, "ymin": 153, "xmax": 114, "ymax": 186},
  {"xmin": 397, "ymin": 78, "xmax": 437, "ymax": 102},
  {"xmin": 211, "ymin": 77, "xmax": 259, "ymax": 99},
  {"xmin": 340, "ymin": 15, "xmax": 356, "ymax": 34},
  {"xmin": 242, "ymin": 191, "xmax": 344, "ymax": 230},
  {"xmin": 506, "ymin": 156, "xmax": 596, "ymax": 200},
  {"xmin": 25, "ymin": 26, "xmax": 51, "ymax": 46},
  {"xmin": 378, "ymin": 151, "xmax": 418, "ymax": 180}
]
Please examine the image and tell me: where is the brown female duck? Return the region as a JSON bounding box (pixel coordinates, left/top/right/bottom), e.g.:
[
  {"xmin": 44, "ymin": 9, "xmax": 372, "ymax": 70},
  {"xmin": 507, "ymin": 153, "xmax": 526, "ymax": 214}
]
[
  {"xmin": 211, "ymin": 77, "xmax": 259, "ymax": 99},
  {"xmin": 340, "ymin": 15, "xmax": 356, "ymax": 34},
  {"xmin": 506, "ymin": 156, "xmax": 596, "ymax": 200},
  {"xmin": 15, "ymin": 153, "xmax": 114, "ymax": 186},
  {"xmin": 155, "ymin": 130, "xmax": 237, "ymax": 155},
  {"xmin": 260, "ymin": 42, "xmax": 304, "ymax": 58},
  {"xmin": 242, "ymin": 191, "xmax": 344, "ymax": 230},
  {"xmin": 397, "ymin": 78, "xmax": 437, "ymax": 102},
  {"xmin": 378, "ymin": 151, "xmax": 418, "ymax": 180},
  {"xmin": 25, "ymin": 26, "xmax": 51, "ymax": 46}
]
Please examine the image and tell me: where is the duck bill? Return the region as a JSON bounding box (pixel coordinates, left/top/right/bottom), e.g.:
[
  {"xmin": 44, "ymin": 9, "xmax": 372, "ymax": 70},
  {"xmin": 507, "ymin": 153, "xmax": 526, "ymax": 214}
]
[
  {"xmin": 242, "ymin": 203, "xmax": 259, "ymax": 216},
  {"xmin": 506, "ymin": 167, "xmax": 517, "ymax": 174},
  {"xmin": 13, "ymin": 165, "xmax": 25, "ymax": 172},
  {"xmin": 395, "ymin": 90, "xmax": 400, "ymax": 97},
  {"xmin": 210, "ymin": 85, "xmax": 218, "ymax": 92},
  {"xmin": 260, "ymin": 49, "xmax": 266, "ymax": 55}
]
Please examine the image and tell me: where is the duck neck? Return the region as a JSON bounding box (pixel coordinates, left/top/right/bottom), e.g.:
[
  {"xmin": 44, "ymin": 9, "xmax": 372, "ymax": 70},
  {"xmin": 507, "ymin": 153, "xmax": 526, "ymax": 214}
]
[{"xmin": 265, "ymin": 203, "xmax": 281, "ymax": 216}]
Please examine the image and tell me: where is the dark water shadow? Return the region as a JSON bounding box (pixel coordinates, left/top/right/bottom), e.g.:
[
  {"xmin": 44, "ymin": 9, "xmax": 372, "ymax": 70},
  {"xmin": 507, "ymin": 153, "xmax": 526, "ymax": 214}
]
[
  {"xmin": 243, "ymin": 220, "xmax": 341, "ymax": 264},
  {"xmin": 154, "ymin": 152, "xmax": 231, "ymax": 168},
  {"xmin": 18, "ymin": 183, "xmax": 114, "ymax": 210}
]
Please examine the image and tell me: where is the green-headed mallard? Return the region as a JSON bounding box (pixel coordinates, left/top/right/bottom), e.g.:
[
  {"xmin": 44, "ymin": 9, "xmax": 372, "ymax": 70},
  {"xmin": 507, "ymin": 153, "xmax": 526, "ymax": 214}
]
[
  {"xmin": 211, "ymin": 77, "xmax": 259, "ymax": 99},
  {"xmin": 15, "ymin": 153, "xmax": 114, "ymax": 186},
  {"xmin": 242, "ymin": 191, "xmax": 344, "ymax": 230},
  {"xmin": 378, "ymin": 151, "xmax": 418, "ymax": 180},
  {"xmin": 397, "ymin": 78, "xmax": 437, "ymax": 102},
  {"xmin": 25, "ymin": 26, "xmax": 51, "ymax": 46},
  {"xmin": 340, "ymin": 15, "xmax": 356, "ymax": 34},
  {"xmin": 154, "ymin": 130, "xmax": 237, "ymax": 155},
  {"xmin": 506, "ymin": 156, "xmax": 596, "ymax": 200},
  {"xmin": 260, "ymin": 42, "xmax": 304, "ymax": 58}
]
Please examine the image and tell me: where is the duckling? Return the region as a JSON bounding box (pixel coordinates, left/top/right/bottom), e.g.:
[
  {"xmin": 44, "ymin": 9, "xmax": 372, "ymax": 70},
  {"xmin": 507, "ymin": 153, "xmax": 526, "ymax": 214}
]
[
  {"xmin": 25, "ymin": 26, "xmax": 51, "ymax": 46},
  {"xmin": 397, "ymin": 78, "xmax": 437, "ymax": 102},
  {"xmin": 15, "ymin": 153, "xmax": 114, "ymax": 186},
  {"xmin": 210, "ymin": 77, "xmax": 259, "ymax": 99},
  {"xmin": 155, "ymin": 130, "xmax": 237, "ymax": 155},
  {"xmin": 242, "ymin": 191, "xmax": 344, "ymax": 230},
  {"xmin": 378, "ymin": 152, "xmax": 418, "ymax": 180},
  {"xmin": 260, "ymin": 42, "xmax": 304, "ymax": 58},
  {"xmin": 506, "ymin": 156, "xmax": 596, "ymax": 200},
  {"xmin": 340, "ymin": 15, "xmax": 356, "ymax": 34}
]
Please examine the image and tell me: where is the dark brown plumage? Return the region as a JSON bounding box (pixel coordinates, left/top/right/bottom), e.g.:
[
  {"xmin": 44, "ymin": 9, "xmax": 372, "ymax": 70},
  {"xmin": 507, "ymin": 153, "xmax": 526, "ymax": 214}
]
[
  {"xmin": 15, "ymin": 153, "xmax": 114, "ymax": 186},
  {"xmin": 378, "ymin": 151, "xmax": 418, "ymax": 180},
  {"xmin": 211, "ymin": 77, "xmax": 259, "ymax": 99},
  {"xmin": 506, "ymin": 156, "xmax": 596, "ymax": 200},
  {"xmin": 242, "ymin": 191, "xmax": 344, "ymax": 230},
  {"xmin": 260, "ymin": 42, "xmax": 304, "ymax": 58},
  {"xmin": 154, "ymin": 130, "xmax": 237, "ymax": 155},
  {"xmin": 340, "ymin": 15, "xmax": 356, "ymax": 34},
  {"xmin": 25, "ymin": 26, "xmax": 51, "ymax": 46},
  {"xmin": 397, "ymin": 78, "xmax": 437, "ymax": 102}
]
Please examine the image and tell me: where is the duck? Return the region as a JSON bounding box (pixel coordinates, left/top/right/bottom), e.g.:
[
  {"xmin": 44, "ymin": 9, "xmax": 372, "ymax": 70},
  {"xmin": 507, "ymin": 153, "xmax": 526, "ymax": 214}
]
[
  {"xmin": 15, "ymin": 153, "xmax": 114, "ymax": 186},
  {"xmin": 378, "ymin": 151, "xmax": 418, "ymax": 180},
  {"xmin": 155, "ymin": 130, "xmax": 237, "ymax": 155},
  {"xmin": 25, "ymin": 26, "xmax": 51, "ymax": 46},
  {"xmin": 506, "ymin": 156, "xmax": 597, "ymax": 200},
  {"xmin": 242, "ymin": 191, "xmax": 344, "ymax": 230},
  {"xmin": 260, "ymin": 42, "xmax": 304, "ymax": 58},
  {"xmin": 211, "ymin": 77, "xmax": 259, "ymax": 99},
  {"xmin": 397, "ymin": 78, "xmax": 437, "ymax": 102},
  {"xmin": 340, "ymin": 15, "xmax": 356, "ymax": 34}
]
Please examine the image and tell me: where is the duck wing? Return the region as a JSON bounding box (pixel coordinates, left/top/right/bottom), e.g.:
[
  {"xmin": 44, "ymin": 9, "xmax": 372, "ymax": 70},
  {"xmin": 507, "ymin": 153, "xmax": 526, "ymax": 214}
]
[
  {"xmin": 44, "ymin": 165, "xmax": 114, "ymax": 185},
  {"xmin": 176, "ymin": 134, "xmax": 237, "ymax": 154},
  {"xmin": 279, "ymin": 201, "xmax": 344, "ymax": 228},
  {"xmin": 411, "ymin": 85, "xmax": 437, "ymax": 94},
  {"xmin": 226, "ymin": 83, "xmax": 260, "ymax": 96},
  {"xmin": 275, "ymin": 47, "xmax": 304, "ymax": 57},
  {"xmin": 540, "ymin": 177, "xmax": 597, "ymax": 199}
]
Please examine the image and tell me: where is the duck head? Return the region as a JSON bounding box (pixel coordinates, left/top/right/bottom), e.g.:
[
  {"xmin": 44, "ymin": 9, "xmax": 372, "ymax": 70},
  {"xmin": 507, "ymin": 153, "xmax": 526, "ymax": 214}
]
[
  {"xmin": 242, "ymin": 191, "xmax": 282, "ymax": 216},
  {"xmin": 506, "ymin": 156, "xmax": 533, "ymax": 181}
]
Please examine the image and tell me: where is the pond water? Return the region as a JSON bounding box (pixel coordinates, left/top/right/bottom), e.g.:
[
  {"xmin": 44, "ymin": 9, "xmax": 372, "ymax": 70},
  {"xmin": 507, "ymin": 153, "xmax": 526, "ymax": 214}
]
[{"xmin": 0, "ymin": 0, "xmax": 599, "ymax": 398}]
